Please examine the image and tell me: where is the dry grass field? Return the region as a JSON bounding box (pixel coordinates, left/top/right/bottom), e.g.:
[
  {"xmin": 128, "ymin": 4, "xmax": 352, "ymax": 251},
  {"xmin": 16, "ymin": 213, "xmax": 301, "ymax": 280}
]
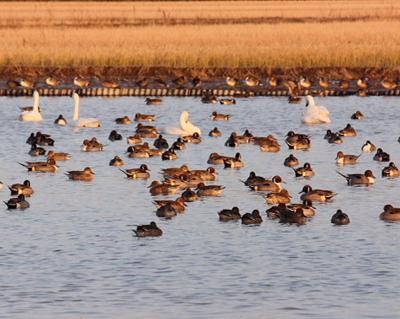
[{"xmin": 0, "ymin": 1, "xmax": 399, "ymax": 68}]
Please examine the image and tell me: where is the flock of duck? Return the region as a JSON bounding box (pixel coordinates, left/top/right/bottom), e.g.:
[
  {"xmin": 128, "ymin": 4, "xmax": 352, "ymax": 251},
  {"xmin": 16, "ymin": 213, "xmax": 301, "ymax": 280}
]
[{"xmin": 2, "ymin": 91, "xmax": 400, "ymax": 238}]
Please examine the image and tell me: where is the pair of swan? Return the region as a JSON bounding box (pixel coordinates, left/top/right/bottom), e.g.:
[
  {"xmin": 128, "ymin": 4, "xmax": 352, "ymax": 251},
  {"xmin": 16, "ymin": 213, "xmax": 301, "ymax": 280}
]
[
  {"xmin": 302, "ymin": 95, "xmax": 331, "ymax": 124},
  {"xmin": 20, "ymin": 91, "xmax": 101, "ymax": 128}
]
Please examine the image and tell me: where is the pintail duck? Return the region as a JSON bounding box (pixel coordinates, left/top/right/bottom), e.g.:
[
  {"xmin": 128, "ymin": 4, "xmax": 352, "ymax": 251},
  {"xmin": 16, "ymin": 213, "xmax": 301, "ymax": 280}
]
[
  {"xmin": 4, "ymin": 194, "xmax": 30, "ymax": 210},
  {"xmin": 120, "ymin": 164, "xmax": 150, "ymax": 179},
  {"xmin": 319, "ymin": 78, "xmax": 331, "ymax": 89},
  {"xmin": 136, "ymin": 123, "xmax": 159, "ymax": 138},
  {"xmin": 287, "ymin": 201, "xmax": 316, "ymax": 218},
  {"xmin": 66, "ymin": 167, "xmax": 95, "ymax": 181},
  {"xmin": 54, "ymin": 114, "xmax": 67, "ymax": 126},
  {"xmin": 361, "ymin": 140, "xmax": 376, "ymax": 153},
  {"xmin": 285, "ymin": 131, "xmax": 311, "ymax": 150},
  {"xmin": 154, "ymin": 135, "xmax": 169, "ymax": 150},
  {"xmin": 331, "ymin": 210, "xmax": 350, "ymax": 225},
  {"xmin": 182, "ymin": 132, "xmax": 201, "ymax": 144},
  {"xmin": 209, "ymin": 127, "xmax": 222, "ymax": 137},
  {"xmin": 260, "ymin": 140, "xmax": 281, "ymax": 153},
  {"xmin": 339, "ymin": 124, "xmax": 357, "ymax": 137},
  {"xmin": 294, "ymin": 163, "xmax": 314, "ymax": 178},
  {"xmin": 284, "ymin": 154, "xmax": 299, "ymax": 167},
  {"xmin": 207, "ymin": 152, "xmax": 227, "ymax": 165},
  {"xmin": 127, "ymin": 142, "xmax": 150, "ymax": 153},
  {"xmin": 265, "ymin": 189, "xmax": 291, "ymax": 205},
  {"xmin": 223, "ymin": 153, "xmax": 244, "ymax": 169},
  {"xmin": 162, "ymin": 165, "xmax": 190, "ymax": 178},
  {"xmin": 145, "ymin": 98, "xmax": 162, "ymax": 105},
  {"xmin": 46, "ymin": 77, "xmax": 61, "ymax": 87},
  {"xmin": 128, "ymin": 149, "xmax": 150, "ymax": 158},
  {"xmin": 242, "ymin": 171, "xmax": 266, "ymax": 186},
  {"xmin": 380, "ymin": 205, "xmax": 400, "ymax": 221},
  {"xmin": 153, "ymin": 197, "xmax": 186, "ymax": 214},
  {"xmin": 300, "ymin": 185, "xmax": 336, "ymax": 202},
  {"xmin": 127, "ymin": 134, "xmax": 142, "ymax": 145},
  {"xmin": 299, "ymin": 77, "xmax": 312, "ymax": 89},
  {"xmin": 187, "ymin": 167, "xmax": 218, "ymax": 181},
  {"xmin": 201, "ymin": 94, "xmax": 218, "ymax": 104},
  {"xmin": 336, "ymin": 151, "xmax": 360, "ymax": 165},
  {"xmin": 47, "ymin": 150, "xmax": 71, "ymax": 161},
  {"xmin": 196, "ymin": 183, "xmax": 225, "ymax": 196},
  {"xmin": 156, "ymin": 204, "xmax": 178, "ymax": 219},
  {"xmin": 382, "ymin": 162, "xmax": 400, "ymax": 177},
  {"xmin": 109, "ymin": 156, "xmax": 125, "ymax": 167},
  {"xmin": 381, "ymin": 80, "xmax": 397, "ymax": 90},
  {"xmin": 74, "ymin": 77, "xmax": 90, "ymax": 88},
  {"xmin": 252, "ymin": 134, "xmax": 278, "ymax": 146},
  {"xmin": 102, "ymin": 80, "xmax": 119, "ymax": 88},
  {"xmin": 373, "ymin": 148, "xmax": 390, "ymax": 162},
  {"xmin": 82, "ymin": 138, "xmax": 104, "ymax": 152},
  {"xmin": 225, "ymin": 132, "xmax": 251, "ymax": 147},
  {"xmin": 226, "ymin": 77, "xmax": 238, "ymax": 87},
  {"xmin": 220, "ymin": 98, "xmax": 236, "ymax": 105},
  {"xmin": 135, "ymin": 113, "xmax": 156, "ymax": 122},
  {"xmin": 20, "ymin": 79, "xmax": 35, "ymax": 88},
  {"xmin": 148, "ymin": 180, "xmax": 180, "ymax": 196},
  {"xmin": 28, "ymin": 144, "xmax": 46, "ymax": 157},
  {"xmin": 337, "ymin": 170, "xmax": 375, "ymax": 185},
  {"xmin": 171, "ymin": 138, "xmax": 186, "ymax": 150},
  {"xmin": 19, "ymin": 159, "xmax": 58, "ymax": 173},
  {"xmin": 9, "ymin": 180, "xmax": 34, "ymax": 196},
  {"xmin": 241, "ymin": 209, "xmax": 263, "ymax": 225},
  {"xmin": 132, "ymin": 222, "xmax": 162, "ymax": 237},
  {"xmin": 211, "ymin": 111, "xmax": 231, "ymax": 121},
  {"xmin": 181, "ymin": 188, "xmax": 199, "ymax": 202},
  {"xmin": 109, "ymin": 130, "xmax": 122, "ymax": 141},
  {"xmin": 351, "ymin": 111, "xmax": 364, "ymax": 120},
  {"xmin": 115, "ymin": 116, "xmax": 132, "ymax": 125},
  {"xmin": 245, "ymin": 76, "xmax": 260, "ymax": 87},
  {"xmin": 279, "ymin": 207, "xmax": 308, "ymax": 225},
  {"xmin": 357, "ymin": 78, "xmax": 368, "ymax": 90},
  {"xmin": 218, "ymin": 207, "xmax": 241, "ymax": 222},
  {"xmin": 162, "ymin": 148, "xmax": 178, "ymax": 161},
  {"xmin": 249, "ymin": 176, "xmax": 284, "ymax": 192}
]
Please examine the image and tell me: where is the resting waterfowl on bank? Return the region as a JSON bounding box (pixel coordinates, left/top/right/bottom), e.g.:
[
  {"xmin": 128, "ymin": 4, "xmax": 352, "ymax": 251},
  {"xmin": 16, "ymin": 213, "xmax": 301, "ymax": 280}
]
[
  {"xmin": 226, "ymin": 77, "xmax": 238, "ymax": 87},
  {"xmin": 74, "ymin": 77, "xmax": 90, "ymax": 88},
  {"xmin": 46, "ymin": 77, "xmax": 61, "ymax": 87},
  {"xmin": 72, "ymin": 92, "xmax": 101, "ymax": 128},
  {"xmin": 381, "ymin": 80, "xmax": 397, "ymax": 90}
]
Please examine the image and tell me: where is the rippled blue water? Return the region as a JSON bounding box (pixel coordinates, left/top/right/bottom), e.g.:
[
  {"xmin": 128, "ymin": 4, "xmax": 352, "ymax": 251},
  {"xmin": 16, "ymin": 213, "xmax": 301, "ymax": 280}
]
[{"xmin": 0, "ymin": 95, "xmax": 399, "ymax": 319}]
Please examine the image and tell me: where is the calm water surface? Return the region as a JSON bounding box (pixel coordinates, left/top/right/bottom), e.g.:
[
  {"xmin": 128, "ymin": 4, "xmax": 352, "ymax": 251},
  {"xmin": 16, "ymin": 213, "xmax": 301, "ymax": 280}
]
[{"xmin": 0, "ymin": 96, "xmax": 399, "ymax": 319}]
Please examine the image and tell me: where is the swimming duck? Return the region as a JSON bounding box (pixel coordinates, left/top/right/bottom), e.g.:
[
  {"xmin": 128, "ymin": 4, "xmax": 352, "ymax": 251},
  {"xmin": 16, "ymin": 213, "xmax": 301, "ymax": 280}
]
[
  {"xmin": 148, "ymin": 180, "xmax": 180, "ymax": 196},
  {"xmin": 127, "ymin": 149, "xmax": 150, "ymax": 158},
  {"xmin": 127, "ymin": 134, "xmax": 142, "ymax": 145},
  {"xmin": 284, "ymin": 154, "xmax": 299, "ymax": 167},
  {"xmin": 145, "ymin": 98, "xmax": 162, "ymax": 105},
  {"xmin": 66, "ymin": 167, "xmax": 95, "ymax": 181},
  {"xmin": 4, "ymin": 194, "xmax": 30, "ymax": 210},
  {"xmin": 115, "ymin": 116, "xmax": 132, "ymax": 125},
  {"xmin": 351, "ymin": 111, "xmax": 364, "ymax": 120},
  {"xmin": 27, "ymin": 132, "xmax": 54, "ymax": 146},
  {"xmin": 47, "ymin": 150, "xmax": 71, "ymax": 161},
  {"xmin": 300, "ymin": 185, "xmax": 337, "ymax": 202},
  {"xmin": 19, "ymin": 159, "xmax": 58, "ymax": 173},
  {"xmin": 373, "ymin": 148, "xmax": 390, "ymax": 162},
  {"xmin": 82, "ymin": 138, "xmax": 104, "ymax": 152},
  {"xmin": 28, "ymin": 144, "xmax": 46, "ymax": 157},
  {"xmin": 126, "ymin": 142, "xmax": 150, "ymax": 153},
  {"xmin": 154, "ymin": 135, "xmax": 169, "ymax": 150},
  {"xmin": 226, "ymin": 77, "xmax": 238, "ymax": 87},
  {"xmin": 265, "ymin": 189, "xmax": 291, "ymax": 205},
  {"xmin": 226, "ymin": 132, "xmax": 251, "ymax": 147},
  {"xmin": 209, "ymin": 127, "xmax": 222, "ymax": 137},
  {"xmin": 382, "ymin": 162, "xmax": 400, "ymax": 177},
  {"xmin": 182, "ymin": 132, "xmax": 202, "ymax": 144},
  {"xmin": 136, "ymin": 123, "xmax": 159, "ymax": 138},
  {"xmin": 218, "ymin": 207, "xmax": 241, "ymax": 221},
  {"xmin": 285, "ymin": 131, "xmax": 311, "ymax": 150},
  {"xmin": 337, "ymin": 170, "xmax": 375, "ymax": 185},
  {"xmin": 201, "ymin": 94, "xmax": 218, "ymax": 104},
  {"xmin": 109, "ymin": 130, "xmax": 123, "ymax": 141},
  {"xmin": 223, "ymin": 153, "xmax": 244, "ymax": 169},
  {"xmin": 293, "ymin": 163, "xmax": 315, "ymax": 178},
  {"xmin": 162, "ymin": 148, "xmax": 178, "ymax": 161},
  {"xmin": 171, "ymin": 138, "xmax": 186, "ymax": 150},
  {"xmin": 211, "ymin": 111, "xmax": 231, "ymax": 121},
  {"xmin": 8, "ymin": 180, "xmax": 34, "ymax": 196},
  {"xmin": 288, "ymin": 95, "xmax": 302, "ymax": 104},
  {"xmin": 249, "ymin": 176, "xmax": 284, "ymax": 192},
  {"xmin": 241, "ymin": 209, "xmax": 263, "ymax": 225},
  {"xmin": 260, "ymin": 141, "xmax": 281, "ymax": 153},
  {"xmin": 336, "ymin": 151, "xmax": 360, "ymax": 165},
  {"xmin": 242, "ymin": 172, "xmax": 266, "ymax": 186},
  {"xmin": 154, "ymin": 197, "xmax": 186, "ymax": 213},
  {"xmin": 109, "ymin": 156, "xmax": 125, "ymax": 167},
  {"xmin": 187, "ymin": 167, "xmax": 218, "ymax": 181},
  {"xmin": 327, "ymin": 133, "xmax": 344, "ymax": 144},
  {"xmin": 339, "ymin": 124, "xmax": 357, "ymax": 137},
  {"xmin": 161, "ymin": 164, "xmax": 190, "ymax": 178},
  {"xmin": 181, "ymin": 188, "xmax": 199, "ymax": 202},
  {"xmin": 381, "ymin": 80, "xmax": 397, "ymax": 90},
  {"xmin": 361, "ymin": 140, "xmax": 376, "ymax": 153},
  {"xmin": 287, "ymin": 201, "xmax": 316, "ymax": 217},
  {"xmin": 120, "ymin": 164, "xmax": 151, "ymax": 179},
  {"xmin": 54, "ymin": 114, "xmax": 67, "ymax": 126},
  {"xmin": 196, "ymin": 183, "xmax": 225, "ymax": 196},
  {"xmin": 379, "ymin": 205, "xmax": 400, "ymax": 221},
  {"xmin": 135, "ymin": 113, "xmax": 156, "ymax": 122},
  {"xmin": 252, "ymin": 134, "xmax": 278, "ymax": 147},
  {"xmin": 279, "ymin": 207, "xmax": 308, "ymax": 225},
  {"xmin": 132, "ymin": 222, "xmax": 162, "ymax": 237},
  {"xmin": 331, "ymin": 209, "xmax": 350, "ymax": 225},
  {"xmin": 302, "ymin": 95, "xmax": 331, "ymax": 124},
  {"xmin": 149, "ymin": 147, "xmax": 165, "ymax": 157},
  {"xmin": 220, "ymin": 98, "xmax": 236, "ymax": 105},
  {"xmin": 156, "ymin": 204, "xmax": 178, "ymax": 219}
]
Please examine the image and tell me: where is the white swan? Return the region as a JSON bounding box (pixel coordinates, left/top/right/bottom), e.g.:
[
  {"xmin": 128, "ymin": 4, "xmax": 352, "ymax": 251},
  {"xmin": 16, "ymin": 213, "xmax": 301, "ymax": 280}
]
[
  {"xmin": 166, "ymin": 111, "xmax": 201, "ymax": 135},
  {"xmin": 302, "ymin": 95, "xmax": 331, "ymax": 124},
  {"xmin": 19, "ymin": 90, "xmax": 42, "ymax": 122},
  {"xmin": 73, "ymin": 92, "xmax": 102, "ymax": 128}
]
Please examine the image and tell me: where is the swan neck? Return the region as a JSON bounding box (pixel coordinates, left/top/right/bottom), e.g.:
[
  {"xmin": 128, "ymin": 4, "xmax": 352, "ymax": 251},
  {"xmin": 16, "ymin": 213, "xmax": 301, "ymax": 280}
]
[
  {"xmin": 33, "ymin": 91, "xmax": 39, "ymax": 112},
  {"xmin": 73, "ymin": 94, "xmax": 80, "ymax": 120}
]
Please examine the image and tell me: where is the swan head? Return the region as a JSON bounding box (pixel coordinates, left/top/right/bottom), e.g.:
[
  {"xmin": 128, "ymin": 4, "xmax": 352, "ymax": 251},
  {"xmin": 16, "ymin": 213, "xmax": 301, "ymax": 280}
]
[
  {"xmin": 305, "ymin": 95, "xmax": 315, "ymax": 107},
  {"xmin": 180, "ymin": 111, "xmax": 190, "ymax": 123}
]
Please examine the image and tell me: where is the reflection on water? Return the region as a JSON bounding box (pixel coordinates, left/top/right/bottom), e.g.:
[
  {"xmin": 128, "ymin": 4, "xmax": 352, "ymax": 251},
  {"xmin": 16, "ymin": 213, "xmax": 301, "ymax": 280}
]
[{"xmin": 0, "ymin": 96, "xmax": 399, "ymax": 319}]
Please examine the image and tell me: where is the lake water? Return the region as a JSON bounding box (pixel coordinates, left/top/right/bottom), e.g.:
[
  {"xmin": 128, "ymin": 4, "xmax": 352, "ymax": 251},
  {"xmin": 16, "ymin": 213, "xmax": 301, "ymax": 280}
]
[{"xmin": 0, "ymin": 95, "xmax": 399, "ymax": 319}]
